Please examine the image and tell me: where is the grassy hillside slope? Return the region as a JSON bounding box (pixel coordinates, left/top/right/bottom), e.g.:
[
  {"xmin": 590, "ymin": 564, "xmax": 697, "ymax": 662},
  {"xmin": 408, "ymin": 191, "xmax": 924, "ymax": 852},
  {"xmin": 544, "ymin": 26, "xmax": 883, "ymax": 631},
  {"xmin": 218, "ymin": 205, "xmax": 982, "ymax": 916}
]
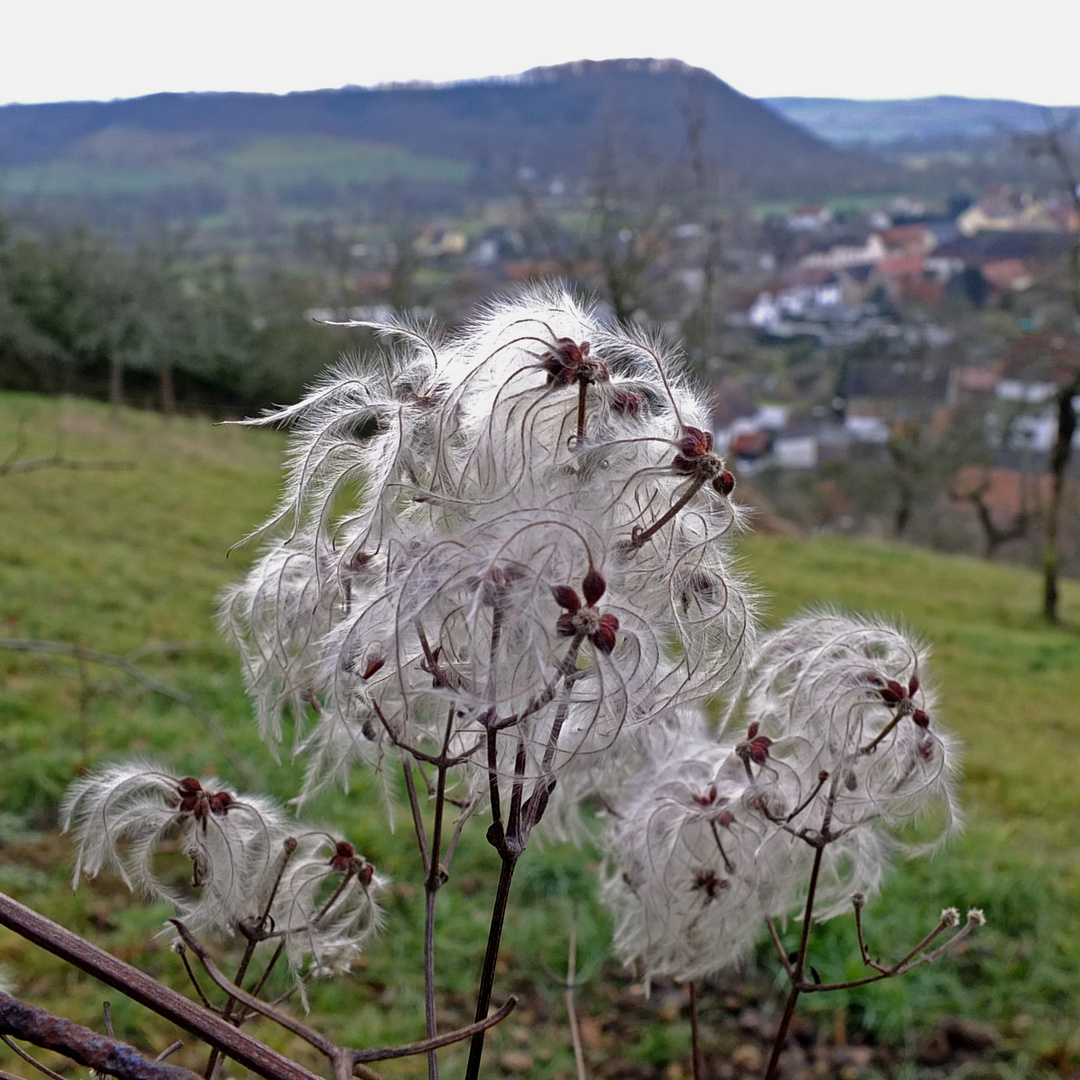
[{"xmin": 2, "ymin": 392, "xmax": 1080, "ymax": 1077}]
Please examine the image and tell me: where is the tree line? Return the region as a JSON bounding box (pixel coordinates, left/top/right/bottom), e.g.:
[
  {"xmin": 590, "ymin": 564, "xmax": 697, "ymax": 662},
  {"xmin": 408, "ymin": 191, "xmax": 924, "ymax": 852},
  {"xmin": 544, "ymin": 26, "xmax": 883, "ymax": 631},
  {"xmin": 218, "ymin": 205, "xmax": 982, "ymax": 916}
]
[{"xmin": 0, "ymin": 216, "xmax": 345, "ymax": 417}]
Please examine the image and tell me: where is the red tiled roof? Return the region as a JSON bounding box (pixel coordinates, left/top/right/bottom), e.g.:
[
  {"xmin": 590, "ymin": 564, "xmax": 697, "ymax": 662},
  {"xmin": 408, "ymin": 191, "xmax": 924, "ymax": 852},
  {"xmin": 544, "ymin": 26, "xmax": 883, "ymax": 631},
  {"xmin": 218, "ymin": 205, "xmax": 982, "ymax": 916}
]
[
  {"xmin": 877, "ymin": 255, "xmax": 925, "ymax": 277},
  {"xmin": 730, "ymin": 431, "xmax": 771, "ymax": 458},
  {"xmin": 881, "ymin": 224, "xmax": 931, "ymax": 249},
  {"xmin": 999, "ymin": 332, "xmax": 1080, "ymax": 381},
  {"xmin": 956, "ymin": 367, "xmax": 1000, "ymax": 392}
]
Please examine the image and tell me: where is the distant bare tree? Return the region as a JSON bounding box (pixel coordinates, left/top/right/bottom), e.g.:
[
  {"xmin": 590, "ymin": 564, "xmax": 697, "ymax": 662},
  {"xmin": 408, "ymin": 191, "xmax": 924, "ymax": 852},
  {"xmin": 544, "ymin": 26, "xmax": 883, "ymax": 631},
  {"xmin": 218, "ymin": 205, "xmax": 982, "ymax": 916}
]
[
  {"xmin": 678, "ymin": 73, "xmax": 727, "ymax": 362},
  {"xmin": 589, "ymin": 132, "xmax": 670, "ymax": 324},
  {"xmin": 951, "ymin": 472, "xmax": 1038, "ymax": 558},
  {"xmin": 1018, "ymin": 111, "xmax": 1080, "ymax": 622}
]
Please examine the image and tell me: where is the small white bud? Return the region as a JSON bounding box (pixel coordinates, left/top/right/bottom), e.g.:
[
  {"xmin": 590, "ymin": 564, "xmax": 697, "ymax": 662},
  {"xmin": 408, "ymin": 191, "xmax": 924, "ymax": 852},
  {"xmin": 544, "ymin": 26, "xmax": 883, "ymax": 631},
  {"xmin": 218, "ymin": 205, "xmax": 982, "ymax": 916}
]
[
  {"xmin": 940, "ymin": 907, "xmax": 960, "ymax": 927},
  {"xmin": 966, "ymin": 908, "xmax": 986, "ymax": 927}
]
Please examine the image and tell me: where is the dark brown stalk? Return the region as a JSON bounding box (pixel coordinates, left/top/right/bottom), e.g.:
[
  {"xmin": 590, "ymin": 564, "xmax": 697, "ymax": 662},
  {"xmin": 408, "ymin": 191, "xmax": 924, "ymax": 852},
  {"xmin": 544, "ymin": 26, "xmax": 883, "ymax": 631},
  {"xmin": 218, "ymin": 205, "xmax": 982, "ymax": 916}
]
[
  {"xmin": 708, "ymin": 821, "xmax": 734, "ymax": 874},
  {"xmin": 170, "ymin": 922, "xmax": 338, "ymax": 1058},
  {"xmin": 688, "ymin": 981, "xmax": 703, "ymax": 1080},
  {"xmin": 175, "ymin": 947, "xmax": 219, "ymax": 1012},
  {"xmin": 803, "ymin": 911, "xmax": 981, "ymax": 993},
  {"xmin": 631, "ymin": 476, "xmax": 706, "ymax": 548},
  {"xmin": 764, "ymin": 918, "xmax": 794, "ymax": 978},
  {"xmin": 466, "ymin": 627, "xmax": 585, "ymax": 1079},
  {"xmin": 463, "ymin": 853, "xmax": 519, "ymax": 1080},
  {"xmin": 240, "ymin": 941, "xmax": 287, "ymax": 1019},
  {"xmin": 401, "ymin": 759, "xmax": 431, "ymax": 871},
  {"xmin": 2, "ymin": 1032, "xmax": 69, "ymax": 1080},
  {"xmin": 539, "ymin": 636, "xmax": 584, "ymax": 778},
  {"xmin": 859, "ymin": 711, "xmax": 903, "ymax": 756},
  {"xmin": 173, "ymin": 920, "xmax": 515, "ymax": 1069},
  {"xmin": 351, "ymin": 998, "xmax": 516, "ymax": 1064},
  {"xmin": 507, "ymin": 735, "xmax": 529, "ymax": 846},
  {"xmin": 762, "ymin": 844, "xmax": 824, "ymax": 1080},
  {"xmin": 419, "ymin": 711, "xmax": 455, "ymax": 1080},
  {"xmin": 205, "ymin": 845, "xmax": 295, "ymax": 1078},
  {"xmin": 575, "ymin": 378, "xmax": 589, "ymax": 445}
]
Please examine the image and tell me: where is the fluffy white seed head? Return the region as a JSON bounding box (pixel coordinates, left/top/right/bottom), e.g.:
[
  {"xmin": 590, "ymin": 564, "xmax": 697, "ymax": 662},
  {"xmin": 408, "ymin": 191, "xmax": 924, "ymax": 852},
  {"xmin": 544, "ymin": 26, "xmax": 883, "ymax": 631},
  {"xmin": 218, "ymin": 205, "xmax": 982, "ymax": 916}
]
[
  {"xmin": 270, "ymin": 832, "xmax": 387, "ymax": 989},
  {"xmin": 61, "ymin": 762, "xmax": 288, "ymax": 932},
  {"xmin": 602, "ymin": 612, "xmax": 960, "ymax": 982},
  {"xmin": 223, "ymin": 287, "xmax": 756, "ymax": 812},
  {"xmin": 601, "ymin": 723, "xmax": 887, "ymax": 983},
  {"xmin": 725, "ymin": 611, "xmax": 960, "ymax": 847}
]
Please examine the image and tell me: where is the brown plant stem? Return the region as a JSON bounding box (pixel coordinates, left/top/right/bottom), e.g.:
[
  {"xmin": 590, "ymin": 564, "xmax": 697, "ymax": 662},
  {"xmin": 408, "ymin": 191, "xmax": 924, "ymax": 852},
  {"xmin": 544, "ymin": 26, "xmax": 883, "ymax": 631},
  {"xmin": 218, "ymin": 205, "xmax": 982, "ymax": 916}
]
[
  {"xmin": 243, "ymin": 941, "xmax": 287, "ymax": 1011},
  {"xmin": 422, "ymin": 740, "xmax": 452, "ymax": 1080},
  {"xmin": 205, "ymin": 842, "xmax": 299, "ymax": 1078},
  {"xmin": 762, "ymin": 845, "xmax": 824, "ymax": 1080},
  {"xmin": 350, "ymin": 999, "xmax": 516, "ymax": 1065},
  {"xmin": 172, "ymin": 920, "xmax": 515, "ymax": 1071},
  {"xmin": 202, "ymin": 936, "xmax": 259, "ymax": 1080},
  {"xmin": 561, "ymin": 907, "xmax": 588, "ymax": 1080},
  {"xmin": 2, "ymin": 1032, "xmax": 69, "ymax": 1080},
  {"xmin": 688, "ymin": 981, "xmax": 703, "ymax": 1080},
  {"xmin": 631, "ymin": 476, "xmax": 706, "ymax": 548},
  {"xmin": 463, "ymin": 852, "xmax": 519, "ymax": 1080},
  {"xmin": 764, "ymin": 918, "xmax": 794, "ymax": 978},
  {"xmin": 804, "ymin": 913, "xmax": 982, "ymax": 993},
  {"xmin": 576, "ymin": 378, "xmax": 589, "ymax": 445}
]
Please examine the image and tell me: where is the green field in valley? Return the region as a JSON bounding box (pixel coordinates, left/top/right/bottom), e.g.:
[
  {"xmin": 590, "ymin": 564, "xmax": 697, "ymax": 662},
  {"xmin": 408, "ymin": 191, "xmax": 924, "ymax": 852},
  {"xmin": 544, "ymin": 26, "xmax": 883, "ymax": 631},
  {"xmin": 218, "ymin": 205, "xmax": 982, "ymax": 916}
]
[{"xmin": 1, "ymin": 133, "xmax": 470, "ymax": 200}]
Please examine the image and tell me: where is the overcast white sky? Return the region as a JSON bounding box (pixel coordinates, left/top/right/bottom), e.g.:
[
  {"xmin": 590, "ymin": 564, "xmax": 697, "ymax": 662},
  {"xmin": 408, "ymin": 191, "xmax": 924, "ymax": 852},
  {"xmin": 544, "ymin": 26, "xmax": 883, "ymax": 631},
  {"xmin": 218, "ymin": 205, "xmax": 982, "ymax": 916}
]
[{"xmin": 4, "ymin": 0, "xmax": 1079, "ymax": 107}]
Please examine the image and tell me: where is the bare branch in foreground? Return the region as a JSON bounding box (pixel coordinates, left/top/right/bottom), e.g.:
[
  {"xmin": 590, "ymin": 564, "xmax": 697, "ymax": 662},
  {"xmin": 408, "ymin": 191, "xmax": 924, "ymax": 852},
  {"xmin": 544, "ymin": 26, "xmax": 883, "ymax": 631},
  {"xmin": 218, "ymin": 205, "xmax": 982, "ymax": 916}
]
[
  {"xmin": 0, "ymin": 994, "xmax": 197, "ymax": 1080},
  {"xmin": 0, "ymin": 893, "xmax": 322, "ymax": 1080}
]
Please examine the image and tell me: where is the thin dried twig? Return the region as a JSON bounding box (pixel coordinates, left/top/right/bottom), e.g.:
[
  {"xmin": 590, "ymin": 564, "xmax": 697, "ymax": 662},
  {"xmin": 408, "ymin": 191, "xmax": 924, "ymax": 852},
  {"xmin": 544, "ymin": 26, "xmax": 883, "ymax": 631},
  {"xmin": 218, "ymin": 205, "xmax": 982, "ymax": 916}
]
[
  {"xmin": 1, "ymin": 1034, "xmax": 69, "ymax": 1080},
  {"xmin": 688, "ymin": 982, "xmax": 703, "ymax": 1080},
  {"xmin": 172, "ymin": 922, "xmax": 516, "ymax": 1071},
  {"xmin": 154, "ymin": 1043, "xmax": 184, "ymax": 1064},
  {"xmin": 564, "ymin": 910, "xmax": 588, "ymax": 1080},
  {"xmin": 350, "ymin": 1000, "xmax": 517, "ymax": 1065},
  {"xmin": 170, "ymin": 923, "xmax": 338, "ymax": 1058}
]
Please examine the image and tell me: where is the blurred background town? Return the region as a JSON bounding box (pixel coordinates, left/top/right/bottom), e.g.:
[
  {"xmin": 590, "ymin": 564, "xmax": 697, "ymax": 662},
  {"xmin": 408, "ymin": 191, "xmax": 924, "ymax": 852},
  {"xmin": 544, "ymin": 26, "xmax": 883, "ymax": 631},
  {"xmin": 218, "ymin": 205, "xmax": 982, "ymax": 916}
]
[{"xmin": 3, "ymin": 57, "xmax": 1079, "ymax": 576}]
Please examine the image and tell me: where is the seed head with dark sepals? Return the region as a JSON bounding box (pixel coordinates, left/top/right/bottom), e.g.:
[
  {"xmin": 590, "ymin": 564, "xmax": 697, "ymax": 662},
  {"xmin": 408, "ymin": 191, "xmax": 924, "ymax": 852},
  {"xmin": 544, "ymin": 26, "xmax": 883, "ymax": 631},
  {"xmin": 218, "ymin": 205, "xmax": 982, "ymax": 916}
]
[
  {"xmin": 328, "ymin": 840, "xmax": 376, "ymax": 885},
  {"xmin": 868, "ymin": 672, "xmax": 930, "ymax": 728},
  {"xmin": 670, "ymin": 426, "xmax": 736, "ymax": 496},
  {"xmin": 175, "ymin": 778, "xmax": 236, "ymax": 825},
  {"xmin": 552, "ymin": 569, "xmax": 620, "ymax": 653},
  {"xmin": 735, "ymin": 722, "xmax": 773, "ymax": 766},
  {"xmin": 540, "ymin": 338, "xmax": 610, "ymax": 386}
]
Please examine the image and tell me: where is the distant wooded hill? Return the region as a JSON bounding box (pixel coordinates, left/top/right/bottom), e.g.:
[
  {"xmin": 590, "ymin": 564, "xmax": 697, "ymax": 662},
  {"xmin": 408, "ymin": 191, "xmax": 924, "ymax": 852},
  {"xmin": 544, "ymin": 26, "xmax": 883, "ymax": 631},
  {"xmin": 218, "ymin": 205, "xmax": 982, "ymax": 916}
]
[
  {"xmin": 765, "ymin": 95, "xmax": 1078, "ymax": 149},
  {"xmin": 0, "ymin": 59, "xmax": 874, "ymax": 227}
]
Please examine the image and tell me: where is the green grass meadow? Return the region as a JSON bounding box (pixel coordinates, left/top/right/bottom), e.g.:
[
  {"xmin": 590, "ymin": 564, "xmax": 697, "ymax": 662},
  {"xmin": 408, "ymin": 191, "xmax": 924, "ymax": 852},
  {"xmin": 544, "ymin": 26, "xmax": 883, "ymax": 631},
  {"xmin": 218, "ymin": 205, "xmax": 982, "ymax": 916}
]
[
  {"xmin": 2, "ymin": 391, "xmax": 1080, "ymax": 1078},
  {"xmin": 3, "ymin": 135, "xmax": 470, "ymax": 201}
]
